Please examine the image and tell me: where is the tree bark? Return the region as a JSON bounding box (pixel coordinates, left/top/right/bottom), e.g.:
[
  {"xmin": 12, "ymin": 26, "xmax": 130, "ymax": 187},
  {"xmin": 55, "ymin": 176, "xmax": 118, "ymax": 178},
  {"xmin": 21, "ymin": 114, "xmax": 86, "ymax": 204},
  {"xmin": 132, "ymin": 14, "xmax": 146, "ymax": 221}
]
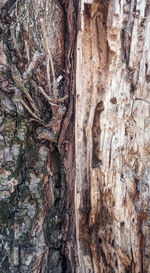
[
  {"xmin": 0, "ymin": 0, "xmax": 77, "ymax": 272},
  {"xmin": 0, "ymin": 0, "xmax": 150, "ymax": 273}
]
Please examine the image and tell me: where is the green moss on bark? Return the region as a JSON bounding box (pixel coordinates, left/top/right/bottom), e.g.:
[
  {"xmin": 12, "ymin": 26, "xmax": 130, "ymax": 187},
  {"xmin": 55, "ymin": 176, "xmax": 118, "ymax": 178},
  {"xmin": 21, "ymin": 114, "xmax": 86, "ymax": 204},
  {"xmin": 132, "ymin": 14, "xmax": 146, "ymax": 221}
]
[{"xmin": 0, "ymin": 200, "xmax": 10, "ymax": 225}]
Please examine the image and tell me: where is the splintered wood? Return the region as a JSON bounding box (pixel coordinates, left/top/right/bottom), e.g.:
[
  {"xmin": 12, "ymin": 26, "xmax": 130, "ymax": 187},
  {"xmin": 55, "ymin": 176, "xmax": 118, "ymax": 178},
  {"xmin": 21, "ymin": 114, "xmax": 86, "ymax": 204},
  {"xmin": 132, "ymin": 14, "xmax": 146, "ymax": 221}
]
[{"xmin": 75, "ymin": 0, "xmax": 150, "ymax": 272}]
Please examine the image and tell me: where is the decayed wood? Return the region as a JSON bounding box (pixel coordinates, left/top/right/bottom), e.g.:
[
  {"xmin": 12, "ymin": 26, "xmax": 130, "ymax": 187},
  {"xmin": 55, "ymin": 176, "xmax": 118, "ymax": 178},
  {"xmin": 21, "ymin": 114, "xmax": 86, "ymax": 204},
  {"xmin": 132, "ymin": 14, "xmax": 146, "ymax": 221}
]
[
  {"xmin": 75, "ymin": 0, "xmax": 150, "ymax": 272},
  {"xmin": 1, "ymin": 0, "xmax": 150, "ymax": 272}
]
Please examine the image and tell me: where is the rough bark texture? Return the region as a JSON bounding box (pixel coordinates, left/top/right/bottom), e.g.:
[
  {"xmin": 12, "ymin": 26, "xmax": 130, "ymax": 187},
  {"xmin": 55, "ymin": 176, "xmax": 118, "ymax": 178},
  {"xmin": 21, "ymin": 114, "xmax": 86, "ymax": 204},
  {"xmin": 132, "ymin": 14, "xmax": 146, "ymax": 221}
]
[
  {"xmin": 76, "ymin": 0, "xmax": 150, "ymax": 272},
  {"xmin": 0, "ymin": 0, "xmax": 77, "ymax": 272},
  {"xmin": 1, "ymin": 0, "xmax": 150, "ymax": 273}
]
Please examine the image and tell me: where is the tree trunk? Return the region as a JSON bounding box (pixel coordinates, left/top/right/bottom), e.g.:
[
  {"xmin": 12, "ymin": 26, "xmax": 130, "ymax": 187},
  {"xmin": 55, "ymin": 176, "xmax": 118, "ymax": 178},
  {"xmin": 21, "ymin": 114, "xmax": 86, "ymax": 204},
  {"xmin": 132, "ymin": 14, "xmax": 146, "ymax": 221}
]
[
  {"xmin": 0, "ymin": 0, "xmax": 150, "ymax": 273},
  {"xmin": 0, "ymin": 0, "xmax": 77, "ymax": 272},
  {"xmin": 76, "ymin": 1, "xmax": 150, "ymax": 272}
]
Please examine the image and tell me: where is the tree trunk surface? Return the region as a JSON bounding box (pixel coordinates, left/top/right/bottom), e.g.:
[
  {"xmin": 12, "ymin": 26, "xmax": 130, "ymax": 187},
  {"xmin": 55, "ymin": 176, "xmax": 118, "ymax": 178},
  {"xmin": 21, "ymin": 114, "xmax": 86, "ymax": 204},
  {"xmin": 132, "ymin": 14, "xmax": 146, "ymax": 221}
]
[
  {"xmin": 0, "ymin": 0, "xmax": 150, "ymax": 273},
  {"xmin": 76, "ymin": 1, "xmax": 150, "ymax": 272}
]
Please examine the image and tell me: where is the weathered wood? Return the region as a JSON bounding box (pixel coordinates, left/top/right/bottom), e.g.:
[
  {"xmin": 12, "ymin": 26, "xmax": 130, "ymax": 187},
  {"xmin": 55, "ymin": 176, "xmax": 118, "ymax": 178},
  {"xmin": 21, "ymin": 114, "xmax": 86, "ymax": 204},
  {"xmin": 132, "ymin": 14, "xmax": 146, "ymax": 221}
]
[
  {"xmin": 75, "ymin": 0, "xmax": 150, "ymax": 272},
  {"xmin": 1, "ymin": 0, "xmax": 150, "ymax": 272}
]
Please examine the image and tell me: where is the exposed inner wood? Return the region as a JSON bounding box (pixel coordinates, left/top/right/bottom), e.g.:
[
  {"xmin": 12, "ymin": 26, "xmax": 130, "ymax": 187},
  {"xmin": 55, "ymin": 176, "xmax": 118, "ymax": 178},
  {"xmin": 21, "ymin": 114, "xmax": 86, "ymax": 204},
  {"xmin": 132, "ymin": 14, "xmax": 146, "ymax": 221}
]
[
  {"xmin": 1, "ymin": 0, "xmax": 150, "ymax": 272},
  {"xmin": 75, "ymin": 0, "xmax": 150, "ymax": 272}
]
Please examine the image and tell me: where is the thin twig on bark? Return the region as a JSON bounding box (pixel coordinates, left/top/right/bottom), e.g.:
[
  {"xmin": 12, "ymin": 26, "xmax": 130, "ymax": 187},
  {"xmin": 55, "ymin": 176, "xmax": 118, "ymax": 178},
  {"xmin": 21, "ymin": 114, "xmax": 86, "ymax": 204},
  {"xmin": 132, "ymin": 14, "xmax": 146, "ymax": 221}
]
[
  {"xmin": 10, "ymin": 26, "xmax": 23, "ymax": 60},
  {"xmin": 11, "ymin": 68, "xmax": 40, "ymax": 116},
  {"xmin": 31, "ymin": 80, "xmax": 68, "ymax": 104},
  {"xmin": 20, "ymin": 99, "xmax": 43, "ymax": 122},
  {"xmin": 38, "ymin": 86, "xmax": 59, "ymax": 106},
  {"xmin": 40, "ymin": 18, "xmax": 58, "ymax": 98},
  {"xmin": 23, "ymin": 51, "xmax": 44, "ymax": 81},
  {"xmin": 46, "ymin": 57, "xmax": 51, "ymax": 94}
]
